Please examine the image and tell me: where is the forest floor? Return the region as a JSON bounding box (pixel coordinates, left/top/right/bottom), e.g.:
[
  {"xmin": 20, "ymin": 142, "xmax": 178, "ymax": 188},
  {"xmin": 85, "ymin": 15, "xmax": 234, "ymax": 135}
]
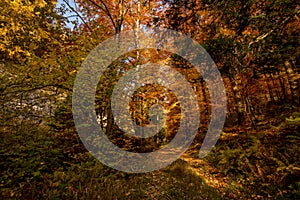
[
  {"xmin": 181, "ymin": 153, "xmax": 244, "ymax": 199},
  {"xmin": 1, "ymin": 104, "xmax": 299, "ymax": 199}
]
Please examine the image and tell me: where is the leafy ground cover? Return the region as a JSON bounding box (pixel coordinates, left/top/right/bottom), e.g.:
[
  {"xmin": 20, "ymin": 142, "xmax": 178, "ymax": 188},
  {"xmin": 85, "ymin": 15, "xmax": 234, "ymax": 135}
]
[
  {"xmin": 1, "ymin": 104, "xmax": 299, "ymax": 199},
  {"xmin": 1, "ymin": 122, "xmax": 220, "ymax": 199}
]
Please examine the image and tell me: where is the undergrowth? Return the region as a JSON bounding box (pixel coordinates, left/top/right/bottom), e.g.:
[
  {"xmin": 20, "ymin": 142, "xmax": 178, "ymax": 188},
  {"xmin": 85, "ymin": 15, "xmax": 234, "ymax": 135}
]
[
  {"xmin": 205, "ymin": 106, "xmax": 300, "ymax": 199},
  {"xmin": 1, "ymin": 121, "xmax": 220, "ymax": 199}
]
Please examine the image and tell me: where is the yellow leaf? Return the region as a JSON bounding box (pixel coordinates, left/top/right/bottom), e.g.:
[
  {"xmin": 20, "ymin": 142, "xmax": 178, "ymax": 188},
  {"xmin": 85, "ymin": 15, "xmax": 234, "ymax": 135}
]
[{"xmin": 36, "ymin": 0, "xmax": 47, "ymax": 8}]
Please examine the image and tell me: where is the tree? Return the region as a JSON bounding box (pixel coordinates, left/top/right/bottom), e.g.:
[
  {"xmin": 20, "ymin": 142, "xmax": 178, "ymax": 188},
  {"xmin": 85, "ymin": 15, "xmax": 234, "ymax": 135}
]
[
  {"xmin": 159, "ymin": 0, "xmax": 300, "ymax": 128},
  {"xmin": 0, "ymin": 0, "xmax": 71, "ymax": 127}
]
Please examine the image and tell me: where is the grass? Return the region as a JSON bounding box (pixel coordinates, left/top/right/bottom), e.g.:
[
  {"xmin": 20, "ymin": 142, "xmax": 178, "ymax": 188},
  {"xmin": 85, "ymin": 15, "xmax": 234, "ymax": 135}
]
[
  {"xmin": 0, "ymin": 121, "xmax": 220, "ymax": 199},
  {"xmin": 1, "ymin": 104, "xmax": 299, "ymax": 199}
]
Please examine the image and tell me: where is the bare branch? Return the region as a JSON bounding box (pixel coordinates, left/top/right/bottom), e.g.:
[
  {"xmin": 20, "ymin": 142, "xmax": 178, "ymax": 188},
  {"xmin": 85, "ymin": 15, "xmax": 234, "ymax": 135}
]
[{"xmin": 62, "ymin": 0, "xmax": 92, "ymax": 31}]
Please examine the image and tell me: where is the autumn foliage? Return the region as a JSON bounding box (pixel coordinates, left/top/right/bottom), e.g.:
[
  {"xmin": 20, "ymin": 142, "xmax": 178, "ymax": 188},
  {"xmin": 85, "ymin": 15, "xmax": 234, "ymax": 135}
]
[{"xmin": 0, "ymin": 0, "xmax": 299, "ymax": 199}]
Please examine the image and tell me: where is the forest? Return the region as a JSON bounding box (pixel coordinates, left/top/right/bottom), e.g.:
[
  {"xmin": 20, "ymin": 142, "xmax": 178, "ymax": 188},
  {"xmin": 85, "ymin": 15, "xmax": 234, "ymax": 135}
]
[{"xmin": 1, "ymin": 0, "xmax": 299, "ymax": 199}]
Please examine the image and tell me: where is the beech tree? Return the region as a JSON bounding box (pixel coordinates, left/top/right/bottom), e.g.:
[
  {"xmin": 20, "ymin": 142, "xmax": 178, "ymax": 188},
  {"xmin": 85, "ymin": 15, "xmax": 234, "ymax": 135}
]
[
  {"xmin": 0, "ymin": 0, "xmax": 71, "ymax": 126},
  {"xmin": 158, "ymin": 0, "xmax": 300, "ymax": 128}
]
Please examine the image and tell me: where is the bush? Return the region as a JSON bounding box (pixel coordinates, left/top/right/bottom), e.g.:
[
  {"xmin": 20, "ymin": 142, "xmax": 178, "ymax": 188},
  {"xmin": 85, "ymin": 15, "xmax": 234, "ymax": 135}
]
[{"xmin": 205, "ymin": 111, "xmax": 300, "ymax": 198}]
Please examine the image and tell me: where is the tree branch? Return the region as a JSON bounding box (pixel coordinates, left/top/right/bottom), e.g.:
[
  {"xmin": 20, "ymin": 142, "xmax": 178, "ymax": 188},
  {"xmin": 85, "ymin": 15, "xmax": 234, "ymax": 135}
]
[
  {"xmin": 87, "ymin": 0, "xmax": 117, "ymax": 32},
  {"xmin": 248, "ymin": 9, "xmax": 299, "ymax": 48},
  {"xmin": 62, "ymin": 0, "xmax": 92, "ymax": 31}
]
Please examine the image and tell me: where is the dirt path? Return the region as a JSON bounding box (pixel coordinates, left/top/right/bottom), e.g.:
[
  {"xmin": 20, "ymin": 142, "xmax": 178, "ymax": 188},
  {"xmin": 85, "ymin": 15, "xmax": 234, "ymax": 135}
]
[{"xmin": 181, "ymin": 153, "xmax": 245, "ymax": 199}]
